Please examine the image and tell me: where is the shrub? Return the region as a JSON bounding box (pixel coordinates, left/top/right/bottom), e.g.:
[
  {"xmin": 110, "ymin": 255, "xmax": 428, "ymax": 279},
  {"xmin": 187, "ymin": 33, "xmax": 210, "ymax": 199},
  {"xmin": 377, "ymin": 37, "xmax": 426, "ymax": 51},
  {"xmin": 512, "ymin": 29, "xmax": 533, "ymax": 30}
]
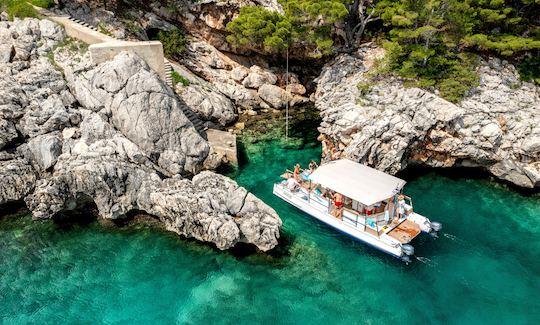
[
  {"xmin": 517, "ymin": 52, "xmax": 540, "ymax": 84},
  {"xmin": 158, "ymin": 29, "xmax": 186, "ymax": 60},
  {"xmin": 0, "ymin": 0, "xmax": 39, "ymax": 20},
  {"xmin": 97, "ymin": 22, "xmax": 112, "ymax": 36},
  {"xmin": 171, "ymin": 71, "xmax": 190, "ymax": 87},
  {"xmin": 29, "ymin": 0, "xmax": 55, "ymax": 8}
]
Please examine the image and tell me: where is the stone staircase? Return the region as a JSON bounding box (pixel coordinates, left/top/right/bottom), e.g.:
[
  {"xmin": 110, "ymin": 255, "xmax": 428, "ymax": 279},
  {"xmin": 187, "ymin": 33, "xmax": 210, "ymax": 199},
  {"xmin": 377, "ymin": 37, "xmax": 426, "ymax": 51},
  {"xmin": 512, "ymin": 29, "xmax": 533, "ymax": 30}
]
[
  {"xmin": 70, "ymin": 17, "xmax": 100, "ymax": 33},
  {"xmin": 164, "ymin": 60, "xmax": 173, "ymax": 87},
  {"xmin": 164, "ymin": 59, "xmax": 206, "ymax": 136}
]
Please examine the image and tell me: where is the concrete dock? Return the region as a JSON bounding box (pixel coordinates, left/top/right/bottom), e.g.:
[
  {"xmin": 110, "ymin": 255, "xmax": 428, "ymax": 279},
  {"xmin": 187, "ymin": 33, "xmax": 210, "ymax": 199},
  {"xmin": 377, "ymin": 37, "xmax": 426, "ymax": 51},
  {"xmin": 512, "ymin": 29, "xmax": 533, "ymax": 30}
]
[{"xmin": 206, "ymin": 129, "xmax": 238, "ymax": 165}]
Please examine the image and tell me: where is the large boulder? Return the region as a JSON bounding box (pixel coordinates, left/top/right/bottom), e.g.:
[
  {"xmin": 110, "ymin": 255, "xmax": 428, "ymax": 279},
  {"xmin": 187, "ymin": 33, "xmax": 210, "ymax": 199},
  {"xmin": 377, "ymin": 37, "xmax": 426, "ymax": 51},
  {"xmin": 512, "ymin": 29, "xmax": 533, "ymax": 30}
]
[
  {"xmin": 314, "ymin": 46, "xmax": 540, "ymax": 188},
  {"xmin": 0, "ymin": 118, "xmax": 18, "ymax": 149},
  {"xmin": 27, "ymin": 133, "xmax": 63, "ymax": 171},
  {"xmin": 177, "ymin": 83, "xmax": 237, "ymax": 126},
  {"xmin": 0, "ymin": 158, "xmax": 37, "ymax": 205}
]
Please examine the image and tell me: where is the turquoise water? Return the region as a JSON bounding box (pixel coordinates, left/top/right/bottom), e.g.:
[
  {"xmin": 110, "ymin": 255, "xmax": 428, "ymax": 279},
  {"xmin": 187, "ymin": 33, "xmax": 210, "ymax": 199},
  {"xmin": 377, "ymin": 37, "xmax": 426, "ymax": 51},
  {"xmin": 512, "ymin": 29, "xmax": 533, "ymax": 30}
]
[{"xmin": 1, "ymin": 134, "xmax": 540, "ymax": 324}]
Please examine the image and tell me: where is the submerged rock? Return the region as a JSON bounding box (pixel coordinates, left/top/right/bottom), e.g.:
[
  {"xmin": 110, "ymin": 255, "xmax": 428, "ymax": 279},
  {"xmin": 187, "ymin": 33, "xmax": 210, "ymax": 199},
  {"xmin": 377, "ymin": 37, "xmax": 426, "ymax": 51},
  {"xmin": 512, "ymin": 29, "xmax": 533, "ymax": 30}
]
[{"xmin": 315, "ymin": 46, "xmax": 540, "ymax": 188}]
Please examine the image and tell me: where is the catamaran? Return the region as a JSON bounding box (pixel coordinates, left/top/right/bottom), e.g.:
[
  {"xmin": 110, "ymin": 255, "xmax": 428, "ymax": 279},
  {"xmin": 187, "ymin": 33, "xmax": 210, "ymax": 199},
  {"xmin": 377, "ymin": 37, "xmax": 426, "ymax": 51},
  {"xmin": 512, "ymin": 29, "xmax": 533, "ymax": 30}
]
[{"xmin": 273, "ymin": 159, "xmax": 442, "ymax": 262}]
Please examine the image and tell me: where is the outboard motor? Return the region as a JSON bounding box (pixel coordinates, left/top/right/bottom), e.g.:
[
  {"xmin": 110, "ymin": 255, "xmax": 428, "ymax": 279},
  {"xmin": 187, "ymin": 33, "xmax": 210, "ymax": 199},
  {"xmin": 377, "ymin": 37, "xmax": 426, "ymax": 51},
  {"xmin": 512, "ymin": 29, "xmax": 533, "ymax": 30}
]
[
  {"xmin": 429, "ymin": 221, "xmax": 443, "ymax": 238},
  {"xmin": 401, "ymin": 244, "xmax": 414, "ymax": 256},
  {"xmin": 431, "ymin": 222, "xmax": 442, "ymax": 232}
]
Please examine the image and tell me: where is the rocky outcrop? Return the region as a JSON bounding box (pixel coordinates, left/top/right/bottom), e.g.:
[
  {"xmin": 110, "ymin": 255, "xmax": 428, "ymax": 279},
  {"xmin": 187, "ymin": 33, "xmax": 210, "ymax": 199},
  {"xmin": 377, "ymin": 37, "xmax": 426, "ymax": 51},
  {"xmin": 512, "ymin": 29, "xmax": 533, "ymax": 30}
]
[
  {"xmin": 315, "ymin": 46, "xmax": 540, "ymax": 188},
  {"xmin": 0, "ymin": 158, "xmax": 37, "ymax": 204},
  {"xmin": 64, "ymin": 51, "xmax": 210, "ymax": 176},
  {"xmin": 181, "ymin": 39, "xmax": 308, "ymax": 111},
  {"xmin": 171, "ymin": 62, "xmax": 238, "ymax": 127},
  {"xmin": 52, "ymin": 0, "xmax": 309, "ymax": 123},
  {"xmin": 0, "ymin": 17, "xmax": 282, "ymax": 251}
]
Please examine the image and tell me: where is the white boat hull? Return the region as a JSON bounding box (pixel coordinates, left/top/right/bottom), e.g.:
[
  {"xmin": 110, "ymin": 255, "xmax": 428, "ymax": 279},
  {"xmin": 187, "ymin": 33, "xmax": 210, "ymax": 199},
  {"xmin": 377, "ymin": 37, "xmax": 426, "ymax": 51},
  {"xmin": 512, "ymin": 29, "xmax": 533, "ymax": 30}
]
[{"xmin": 273, "ymin": 184, "xmax": 406, "ymax": 258}]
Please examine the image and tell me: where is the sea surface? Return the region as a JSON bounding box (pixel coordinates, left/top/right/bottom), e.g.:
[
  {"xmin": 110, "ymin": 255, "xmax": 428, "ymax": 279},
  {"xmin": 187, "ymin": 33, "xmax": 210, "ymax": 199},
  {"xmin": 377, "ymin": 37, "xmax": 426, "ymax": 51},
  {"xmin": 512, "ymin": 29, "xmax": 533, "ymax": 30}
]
[{"xmin": 1, "ymin": 131, "xmax": 540, "ymax": 324}]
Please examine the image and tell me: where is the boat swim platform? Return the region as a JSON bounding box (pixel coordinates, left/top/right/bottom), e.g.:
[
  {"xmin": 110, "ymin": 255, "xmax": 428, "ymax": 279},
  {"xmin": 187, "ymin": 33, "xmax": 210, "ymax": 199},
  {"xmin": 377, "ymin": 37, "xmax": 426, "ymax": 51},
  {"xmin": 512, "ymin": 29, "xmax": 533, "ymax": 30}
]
[
  {"xmin": 207, "ymin": 129, "xmax": 238, "ymax": 165},
  {"xmin": 387, "ymin": 220, "xmax": 421, "ymax": 244}
]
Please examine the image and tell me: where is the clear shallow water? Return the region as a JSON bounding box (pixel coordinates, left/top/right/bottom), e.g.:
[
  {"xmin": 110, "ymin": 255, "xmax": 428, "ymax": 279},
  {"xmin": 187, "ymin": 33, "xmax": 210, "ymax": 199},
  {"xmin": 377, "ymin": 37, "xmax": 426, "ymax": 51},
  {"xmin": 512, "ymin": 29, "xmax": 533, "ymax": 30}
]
[{"xmin": 1, "ymin": 136, "xmax": 540, "ymax": 324}]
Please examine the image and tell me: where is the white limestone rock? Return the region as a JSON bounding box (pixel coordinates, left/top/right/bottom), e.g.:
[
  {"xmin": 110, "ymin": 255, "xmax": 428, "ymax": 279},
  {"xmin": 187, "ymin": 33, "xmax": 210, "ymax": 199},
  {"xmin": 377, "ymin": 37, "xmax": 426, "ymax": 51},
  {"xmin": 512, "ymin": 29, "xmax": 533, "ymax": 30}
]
[
  {"xmin": 314, "ymin": 46, "xmax": 540, "ymax": 188},
  {"xmin": 67, "ymin": 51, "xmax": 209, "ymax": 176},
  {"xmin": 27, "ymin": 133, "xmax": 63, "ymax": 171},
  {"xmin": 0, "ymin": 158, "xmax": 37, "ymax": 205},
  {"xmin": 0, "ymin": 17, "xmax": 282, "ymax": 252}
]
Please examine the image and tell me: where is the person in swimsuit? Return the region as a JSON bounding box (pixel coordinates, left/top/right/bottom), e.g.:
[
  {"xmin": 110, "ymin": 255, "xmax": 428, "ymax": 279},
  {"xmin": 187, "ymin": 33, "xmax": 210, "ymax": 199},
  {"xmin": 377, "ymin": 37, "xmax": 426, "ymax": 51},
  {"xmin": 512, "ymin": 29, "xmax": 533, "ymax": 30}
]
[
  {"xmin": 293, "ymin": 163, "xmax": 302, "ymax": 182},
  {"xmin": 332, "ymin": 192, "xmax": 344, "ymax": 219}
]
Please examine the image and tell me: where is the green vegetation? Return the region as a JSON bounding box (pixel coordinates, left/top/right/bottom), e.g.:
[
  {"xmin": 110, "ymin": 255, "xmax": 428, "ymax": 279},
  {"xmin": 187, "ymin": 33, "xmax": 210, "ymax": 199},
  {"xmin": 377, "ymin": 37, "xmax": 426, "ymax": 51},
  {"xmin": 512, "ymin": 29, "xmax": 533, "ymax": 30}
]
[
  {"xmin": 518, "ymin": 53, "xmax": 540, "ymax": 83},
  {"xmin": 374, "ymin": 0, "xmax": 539, "ymax": 101},
  {"xmin": 226, "ymin": 0, "xmax": 348, "ymax": 57},
  {"xmin": 226, "ymin": 0, "xmax": 540, "ymax": 102},
  {"xmin": 171, "ymin": 71, "xmax": 190, "ymax": 87},
  {"xmin": 158, "ymin": 29, "xmax": 186, "ymax": 60},
  {"xmin": 55, "ymin": 37, "xmax": 89, "ymax": 54},
  {"xmin": 375, "ymin": 0, "xmax": 483, "ymax": 102},
  {"xmin": 0, "ymin": 0, "xmax": 39, "ymax": 20},
  {"xmin": 97, "ymin": 22, "xmax": 113, "ymax": 36},
  {"xmin": 28, "ymin": 0, "xmax": 54, "ymax": 8}
]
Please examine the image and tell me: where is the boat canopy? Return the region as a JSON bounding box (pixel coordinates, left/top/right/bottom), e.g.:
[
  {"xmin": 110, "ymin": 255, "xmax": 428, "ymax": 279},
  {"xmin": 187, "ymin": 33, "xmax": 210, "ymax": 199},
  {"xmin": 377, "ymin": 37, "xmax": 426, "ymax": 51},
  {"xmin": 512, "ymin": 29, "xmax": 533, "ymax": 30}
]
[{"xmin": 308, "ymin": 159, "xmax": 406, "ymax": 206}]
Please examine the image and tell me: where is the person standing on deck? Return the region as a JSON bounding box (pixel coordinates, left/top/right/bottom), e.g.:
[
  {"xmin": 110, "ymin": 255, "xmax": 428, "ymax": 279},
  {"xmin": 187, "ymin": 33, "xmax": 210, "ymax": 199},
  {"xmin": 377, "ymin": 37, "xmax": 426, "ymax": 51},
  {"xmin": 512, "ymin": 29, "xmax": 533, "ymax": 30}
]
[
  {"xmin": 397, "ymin": 194, "xmax": 406, "ymax": 219},
  {"xmin": 293, "ymin": 163, "xmax": 302, "ymax": 182},
  {"xmin": 332, "ymin": 192, "xmax": 344, "ymax": 220}
]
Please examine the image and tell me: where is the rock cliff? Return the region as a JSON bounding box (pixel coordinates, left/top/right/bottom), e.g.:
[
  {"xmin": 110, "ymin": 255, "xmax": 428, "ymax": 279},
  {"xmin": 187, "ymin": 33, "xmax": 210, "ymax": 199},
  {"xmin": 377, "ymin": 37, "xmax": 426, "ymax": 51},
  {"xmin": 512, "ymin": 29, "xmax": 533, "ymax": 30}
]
[
  {"xmin": 54, "ymin": 0, "xmax": 309, "ymax": 126},
  {"xmin": 315, "ymin": 46, "xmax": 540, "ymax": 188},
  {"xmin": 0, "ymin": 16, "xmax": 281, "ymax": 251}
]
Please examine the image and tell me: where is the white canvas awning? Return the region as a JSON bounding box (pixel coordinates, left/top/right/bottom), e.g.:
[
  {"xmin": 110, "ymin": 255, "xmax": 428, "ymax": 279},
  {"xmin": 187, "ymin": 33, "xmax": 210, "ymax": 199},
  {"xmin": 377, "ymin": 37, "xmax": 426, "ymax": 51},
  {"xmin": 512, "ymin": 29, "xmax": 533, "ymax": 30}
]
[{"xmin": 308, "ymin": 159, "xmax": 406, "ymax": 206}]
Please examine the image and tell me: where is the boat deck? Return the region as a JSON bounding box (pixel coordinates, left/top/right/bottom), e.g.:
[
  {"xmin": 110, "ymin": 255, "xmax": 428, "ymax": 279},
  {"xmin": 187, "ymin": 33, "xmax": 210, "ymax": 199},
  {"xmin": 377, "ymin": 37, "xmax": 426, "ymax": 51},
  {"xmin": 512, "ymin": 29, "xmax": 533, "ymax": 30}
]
[{"xmin": 387, "ymin": 220, "xmax": 421, "ymax": 243}]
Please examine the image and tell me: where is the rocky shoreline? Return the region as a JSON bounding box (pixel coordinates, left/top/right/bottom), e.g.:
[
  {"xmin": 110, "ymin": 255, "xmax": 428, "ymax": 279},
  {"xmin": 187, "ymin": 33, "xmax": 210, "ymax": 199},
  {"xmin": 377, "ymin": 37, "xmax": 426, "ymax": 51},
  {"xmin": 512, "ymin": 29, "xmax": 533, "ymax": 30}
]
[
  {"xmin": 314, "ymin": 46, "xmax": 540, "ymax": 189},
  {"xmin": 0, "ymin": 16, "xmax": 281, "ymax": 251}
]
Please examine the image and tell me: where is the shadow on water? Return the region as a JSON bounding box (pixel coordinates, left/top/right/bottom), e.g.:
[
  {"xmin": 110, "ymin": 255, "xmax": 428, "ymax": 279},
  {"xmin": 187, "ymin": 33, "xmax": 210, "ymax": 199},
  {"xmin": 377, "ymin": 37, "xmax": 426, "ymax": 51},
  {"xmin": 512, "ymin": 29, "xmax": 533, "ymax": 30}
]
[{"xmin": 0, "ymin": 201, "xmax": 27, "ymax": 220}]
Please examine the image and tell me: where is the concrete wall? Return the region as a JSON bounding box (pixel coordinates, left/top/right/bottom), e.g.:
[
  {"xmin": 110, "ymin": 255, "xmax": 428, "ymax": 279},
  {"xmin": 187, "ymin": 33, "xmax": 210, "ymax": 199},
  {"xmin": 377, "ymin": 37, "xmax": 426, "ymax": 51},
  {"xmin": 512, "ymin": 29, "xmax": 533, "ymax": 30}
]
[
  {"xmin": 89, "ymin": 41, "xmax": 166, "ymax": 80},
  {"xmin": 34, "ymin": 6, "xmax": 166, "ymax": 81}
]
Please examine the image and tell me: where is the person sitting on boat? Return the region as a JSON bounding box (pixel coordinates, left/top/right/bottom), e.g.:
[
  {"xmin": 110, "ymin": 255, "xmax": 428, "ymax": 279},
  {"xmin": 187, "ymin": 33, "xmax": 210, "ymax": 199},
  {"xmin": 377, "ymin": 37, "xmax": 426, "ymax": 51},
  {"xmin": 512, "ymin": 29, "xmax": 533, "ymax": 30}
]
[
  {"xmin": 286, "ymin": 177, "xmax": 300, "ymax": 192},
  {"xmin": 331, "ymin": 192, "xmax": 344, "ymax": 220},
  {"xmin": 308, "ymin": 160, "xmax": 318, "ymax": 173}
]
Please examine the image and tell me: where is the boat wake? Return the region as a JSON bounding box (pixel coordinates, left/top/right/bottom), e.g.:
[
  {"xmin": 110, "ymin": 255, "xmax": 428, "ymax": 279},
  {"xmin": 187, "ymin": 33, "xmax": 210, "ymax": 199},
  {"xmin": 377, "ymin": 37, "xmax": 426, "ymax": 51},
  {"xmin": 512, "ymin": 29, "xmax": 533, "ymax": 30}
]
[
  {"xmin": 416, "ymin": 256, "xmax": 438, "ymax": 268},
  {"xmin": 443, "ymin": 233, "xmax": 467, "ymax": 246}
]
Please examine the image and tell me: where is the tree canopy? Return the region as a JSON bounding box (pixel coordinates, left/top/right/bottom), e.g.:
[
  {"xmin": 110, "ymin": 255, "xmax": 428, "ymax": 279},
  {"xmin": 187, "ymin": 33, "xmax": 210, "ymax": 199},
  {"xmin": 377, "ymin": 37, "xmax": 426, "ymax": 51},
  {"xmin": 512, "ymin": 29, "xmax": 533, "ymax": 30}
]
[
  {"xmin": 226, "ymin": 0, "xmax": 348, "ymax": 57},
  {"xmin": 226, "ymin": 0, "xmax": 540, "ymax": 100}
]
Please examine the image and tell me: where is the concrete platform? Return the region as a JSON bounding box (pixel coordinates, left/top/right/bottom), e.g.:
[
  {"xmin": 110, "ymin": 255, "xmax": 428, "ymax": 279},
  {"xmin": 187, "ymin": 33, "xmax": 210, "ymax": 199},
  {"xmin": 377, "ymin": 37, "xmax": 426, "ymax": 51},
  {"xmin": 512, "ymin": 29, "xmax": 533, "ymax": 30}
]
[
  {"xmin": 89, "ymin": 41, "xmax": 166, "ymax": 80},
  {"xmin": 207, "ymin": 129, "xmax": 238, "ymax": 165},
  {"xmin": 33, "ymin": 7, "xmax": 116, "ymax": 44}
]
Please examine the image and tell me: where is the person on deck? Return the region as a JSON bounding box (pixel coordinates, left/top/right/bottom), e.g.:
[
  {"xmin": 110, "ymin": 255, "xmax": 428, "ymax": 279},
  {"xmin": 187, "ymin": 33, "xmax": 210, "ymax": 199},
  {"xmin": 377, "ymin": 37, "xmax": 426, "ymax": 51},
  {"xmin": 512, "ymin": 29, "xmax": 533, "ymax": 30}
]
[
  {"xmin": 332, "ymin": 192, "xmax": 344, "ymax": 220},
  {"xmin": 397, "ymin": 194, "xmax": 406, "ymax": 219},
  {"xmin": 287, "ymin": 177, "xmax": 300, "ymax": 192},
  {"xmin": 308, "ymin": 160, "xmax": 318, "ymax": 173},
  {"xmin": 293, "ymin": 163, "xmax": 302, "ymax": 182}
]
